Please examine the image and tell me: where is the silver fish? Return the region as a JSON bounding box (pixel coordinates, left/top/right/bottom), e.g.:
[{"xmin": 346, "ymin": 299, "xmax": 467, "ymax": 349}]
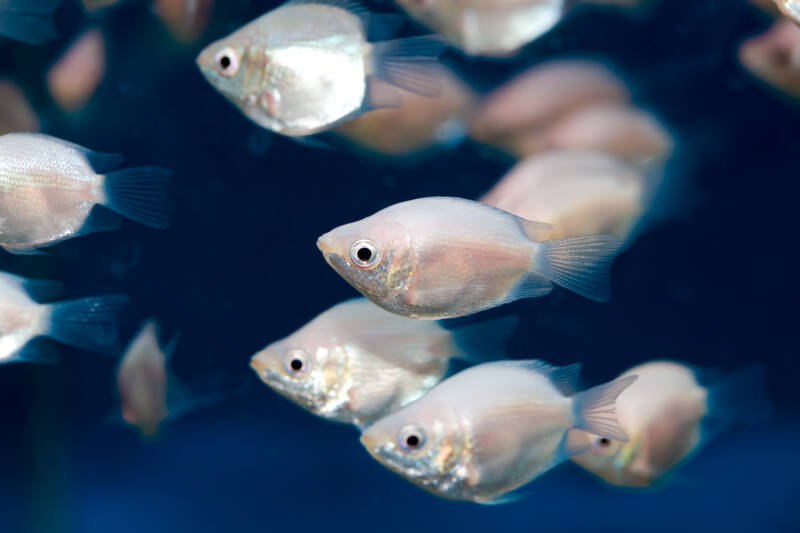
[
  {"xmin": 317, "ymin": 197, "xmax": 622, "ymax": 319},
  {"xmin": 249, "ymin": 297, "xmax": 515, "ymax": 428},
  {"xmin": 0, "ymin": 0, "xmax": 61, "ymax": 44},
  {"xmin": 196, "ymin": 0, "xmax": 444, "ymax": 137},
  {"xmin": 0, "ymin": 133, "xmax": 171, "ymax": 253},
  {"xmin": 360, "ymin": 360, "xmax": 636, "ymax": 503}
]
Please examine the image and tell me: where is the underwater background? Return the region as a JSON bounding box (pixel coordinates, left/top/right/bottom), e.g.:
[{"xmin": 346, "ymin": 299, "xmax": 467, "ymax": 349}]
[{"xmin": 1, "ymin": 0, "xmax": 799, "ymax": 531}]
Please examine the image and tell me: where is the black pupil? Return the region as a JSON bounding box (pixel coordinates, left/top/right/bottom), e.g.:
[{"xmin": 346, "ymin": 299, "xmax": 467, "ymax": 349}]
[
  {"xmin": 356, "ymin": 247, "xmax": 372, "ymax": 262},
  {"xmin": 290, "ymin": 358, "xmax": 303, "ymax": 371},
  {"xmin": 599, "ymin": 438, "xmax": 610, "ymax": 447},
  {"xmin": 406, "ymin": 434, "xmax": 419, "ymax": 447},
  {"xmin": 220, "ymin": 56, "xmax": 231, "ymax": 69}
]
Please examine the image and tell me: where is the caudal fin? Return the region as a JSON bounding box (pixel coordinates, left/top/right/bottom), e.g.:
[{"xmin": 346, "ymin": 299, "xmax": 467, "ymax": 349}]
[
  {"xmin": 708, "ymin": 365, "xmax": 772, "ymax": 425},
  {"xmin": 572, "ymin": 375, "xmax": 637, "ymax": 442},
  {"xmin": 369, "ymin": 36, "xmax": 445, "ymax": 99},
  {"xmin": 103, "ymin": 167, "xmax": 172, "ymax": 229},
  {"xmin": 0, "ymin": 0, "xmax": 62, "ymax": 44},
  {"xmin": 44, "ymin": 295, "xmax": 128, "ymax": 354},
  {"xmin": 535, "ymin": 235, "xmax": 623, "ymax": 302}
]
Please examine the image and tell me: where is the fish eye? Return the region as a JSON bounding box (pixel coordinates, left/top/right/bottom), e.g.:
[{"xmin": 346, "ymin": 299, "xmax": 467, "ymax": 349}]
[
  {"xmin": 215, "ymin": 47, "xmax": 240, "ymax": 77},
  {"xmin": 594, "ymin": 437, "xmax": 612, "ymax": 451},
  {"xmin": 284, "ymin": 349, "xmax": 309, "ymax": 376},
  {"xmin": 349, "ymin": 239, "xmax": 379, "ymax": 268},
  {"xmin": 398, "ymin": 425, "xmax": 426, "ymax": 451}
]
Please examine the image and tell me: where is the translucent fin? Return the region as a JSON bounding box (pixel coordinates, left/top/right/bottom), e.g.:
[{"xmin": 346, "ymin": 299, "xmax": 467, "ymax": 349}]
[
  {"xmin": 492, "ymin": 359, "xmax": 582, "ymax": 396},
  {"xmin": 162, "ymin": 332, "xmax": 181, "ymax": 362},
  {"xmin": 3, "ymin": 247, "xmax": 52, "ymax": 256},
  {"xmin": 708, "ymin": 365, "xmax": 772, "ymax": 425},
  {"xmin": 516, "ymin": 217, "xmax": 554, "ymax": 242},
  {"xmin": 561, "ymin": 428, "xmax": 592, "ymax": 456},
  {"xmin": 288, "ymin": 135, "xmax": 336, "ymax": 150},
  {"xmin": 102, "ymin": 167, "xmax": 172, "ymax": 229},
  {"xmin": 45, "ymin": 294, "xmax": 128, "ymax": 354},
  {"xmin": 449, "ymin": 316, "xmax": 519, "ymax": 362},
  {"xmin": 506, "ymin": 272, "xmax": 553, "ymax": 301},
  {"xmin": 369, "ymin": 36, "xmax": 445, "ymax": 98},
  {"xmin": 75, "ymin": 207, "xmax": 123, "ymax": 237},
  {"xmin": 572, "ymin": 375, "xmax": 637, "ymax": 442},
  {"xmin": 0, "ymin": 0, "xmax": 62, "ymax": 44},
  {"xmin": 365, "ymin": 77, "xmax": 403, "ymax": 109},
  {"xmin": 534, "ymin": 235, "xmax": 623, "ymax": 302}
]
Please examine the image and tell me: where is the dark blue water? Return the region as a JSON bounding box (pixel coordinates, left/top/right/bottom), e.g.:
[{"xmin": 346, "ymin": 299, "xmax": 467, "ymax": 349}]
[{"xmin": 1, "ymin": 0, "xmax": 798, "ymax": 531}]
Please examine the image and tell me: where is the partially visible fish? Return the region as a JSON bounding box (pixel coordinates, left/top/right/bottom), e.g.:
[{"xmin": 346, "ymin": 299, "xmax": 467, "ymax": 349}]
[
  {"xmin": 739, "ymin": 19, "xmax": 800, "ymax": 98},
  {"xmin": 0, "ymin": 133, "xmax": 171, "ymax": 253},
  {"xmin": 360, "ymin": 360, "xmax": 636, "ymax": 503},
  {"xmin": 0, "ymin": 0, "xmax": 62, "ymax": 44},
  {"xmin": 317, "ymin": 197, "xmax": 622, "ymax": 319},
  {"xmin": 47, "ymin": 28, "xmax": 106, "ymax": 112},
  {"xmin": 196, "ymin": 0, "xmax": 444, "ymax": 138},
  {"xmin": 0, "ymin": 81, "xmax": 39, "ymax": 135},
  {"xmin": 776, "ymin": 0, "xmax": 800, "ymax": 25}
]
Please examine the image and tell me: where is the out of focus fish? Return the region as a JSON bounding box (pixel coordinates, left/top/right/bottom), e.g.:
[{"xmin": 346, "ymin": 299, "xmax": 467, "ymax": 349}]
[
  {"xmin": 249, "ymin": 298, "xmax": 515, "ymax": 428},
  {"xmin": 572, "ymin": 361, "xmax": 770, "ymax": 487},
  {"xmin": 0, "ymin": 271, "xmax": 126, "ymax": 363},
  {"xmin": 469, "ymin": 60, "xmax": 629, "ymax": 155},
  {"xmin": 153, "ymin": 0, "xmax": 214, "ymax": 44},
  {"xmin": 481, "ymin": 151, "xmax": 651, "ymax": 241},
  {"xmin": 0, "ymin": 0, "xmax": 61, "ymax": 44},
  {"xmin": 0, "ymin": 133, "xmax": 171, "ymax": 253},
  {"xmin": 360, "ymin": 360, "xmax": 636, "ymax": 503},
  {"xmin": 0, "ymin": 81, "xmax": 39, "ymax": 135},
  {"xmin": 739, "ymin": 19, "xmax": 800, "ymax": 98},
  {"xmin": 317, "ymin": 197, "xmax": 622, "ymax": 319},
  {"xmin": 775, "ymin": 0, "xmax": 800, "ymax": 24},
  {"xmin": 332, "ymin": 68, "xmax": 476, "ymax": 156},
  {"xmin": 196, "ymin": 0, "xmax": 444, "ymax": 138},
  {"xmin": 47, "ymin": 28, "xmax": 106, "ymax": 112}
]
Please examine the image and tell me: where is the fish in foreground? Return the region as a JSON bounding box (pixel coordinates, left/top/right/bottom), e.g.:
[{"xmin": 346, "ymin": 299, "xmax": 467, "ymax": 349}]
[
  {"xmin": 0, "ymin": 0, "xmax": 62, "ymax": 44},
  {"xmin": 0, "ymin": 271, "xmax": 126, "ymax": 363},
  {"xmin": 116, "ymin": 320, "xmax": 188, "ymax": 437},
  {"xmin": 0, "ymin": 133, "xmax": 171, "ymax": 253},
  {"xmin": 196, "ymin": 0, "xmax": 444, "ymax": 138},
  {"xmin": 360, "ymin": 360, "xmax": 636, "ymax": 503},
  {"xmin": 317, "ymin": 197, "xmax": 622, "ymax": 319},
  {"xmin": 249, "ymin": 297, "xmax": 516, "ymax": 428},
  {"xmin": 571, "ymin": 360, "xmax": 770, "ymax": 487}
]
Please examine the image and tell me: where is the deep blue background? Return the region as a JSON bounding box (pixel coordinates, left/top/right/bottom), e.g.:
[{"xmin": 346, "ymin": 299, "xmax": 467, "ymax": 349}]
[{"xmin": 1, "ymin": 0, "xmax": 798, "ymax": 531}]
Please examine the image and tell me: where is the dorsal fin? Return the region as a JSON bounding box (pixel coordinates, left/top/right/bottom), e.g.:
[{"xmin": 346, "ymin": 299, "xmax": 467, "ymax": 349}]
[{"xmin": 494, "ymin": 359, "xmax": 581, "ymax": 396}]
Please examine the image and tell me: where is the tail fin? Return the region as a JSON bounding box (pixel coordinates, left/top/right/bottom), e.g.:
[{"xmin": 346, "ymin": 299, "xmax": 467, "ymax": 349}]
[
  {"xmin": 102, "ymin": 167, "xmax": 172, "ymax": 229},
  {"xmin": 708, "ymin": 365, "xmax": 772, "ymax": 425},
  {"xmin": 449, "ymin": 316, "xmax": 519, "ymax": 362},
  {"xmin": 534, "ymin": 235, "xmax": 623, "ymax": 302},
  {"xmin": 0, "ymin": 0, "xmax": 62, "ymax": 44},
  {"xmin": 369, "ymin": 36, "xmax": 445, "ymax": 98},
  {"xmin": 572, "ymin": 375, "xmax": 637, "ymax": 442},
  {"xmin": 44, "ymin": 295, "xmax": 128, "ymax": 354}
]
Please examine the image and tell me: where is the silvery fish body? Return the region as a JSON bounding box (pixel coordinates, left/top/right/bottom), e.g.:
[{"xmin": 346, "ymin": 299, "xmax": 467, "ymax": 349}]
[
  {"xmin": 317, "ymin": 196, "xmax": 621, "ymax": 319},
  {"xmin": 0, "ymin": 133, "xmax": 170, "ymax": 252},
  {"xmin": 360, "ymin": 360, "xmax": 636, "ymax": 503},
  {"xmin": 196, "ymin": 0, "xmax": 443, "ymax": 137}
]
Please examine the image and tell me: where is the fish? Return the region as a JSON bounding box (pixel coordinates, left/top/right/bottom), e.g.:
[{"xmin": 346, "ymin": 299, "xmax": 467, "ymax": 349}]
[
  {"xmin": 739, "ymin": 19, "xmax": 800, "ymax": 98},
  {"xmin": 0, "ymin": 0, "xmax": 62, "ymax": 44},
  {"xmin": 571, "ymin": 361, "xmax": 771, "ymax": 488},
  {"xmin": 359, "ymin": 360, "xmax": 636, "ymax": 503},
  {"xmin": 317, "ymin": 196, "xmax": 622, "ymax": 319},
  {"xmin": 0, "ymin": 81, "xmax": 39, "ymax": 135},
  {"xmin": 47, "ymin": 28, "xmax": 106, "ymax": 112},
  {"xmin": 196, "ymin": 0, "xmax": 444, "ymax": 138},
  {"xmin": 776, "ymin": 0, "xmax": 800, "ymax": 24},
  {"xmin": 0, "ymin": 132, "xmax": 171, "ymax": 253},
  {"xmin": 249, "ymin": 297, "xmax": 516, "ymax": 428},
  {"xmin": 480, "ymin": 151, "xmax": 651, "ymax": 242},
  {"xmin": 0, "ymin": 271, "xmax": 127, "ymax": 364},
  {"xmin": 392, "ymin": 0, "xmax": 569, "ymax": 56}
]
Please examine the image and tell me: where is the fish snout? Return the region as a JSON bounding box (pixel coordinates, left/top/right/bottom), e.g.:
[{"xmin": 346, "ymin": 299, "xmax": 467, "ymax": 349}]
[
  {"xmin": 316, "ymin": 232, "xmax": 335, "ymax": 255},
  {"xmin": 249, "ymin": 352, "xmax": 270, "ymax": 379}
]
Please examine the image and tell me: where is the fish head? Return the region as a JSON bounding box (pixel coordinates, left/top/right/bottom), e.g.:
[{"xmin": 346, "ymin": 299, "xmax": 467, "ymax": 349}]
[
  {"xmin": 317, "ymin": 217, "xmax": 415, "ymax": 313},
  {"xmin": 572, "ymin": 430, "xmax": 650, "ymax": 487},
  {"xmin": 196, "ymin": 36, "xmax": 251, "ymax": 108}
]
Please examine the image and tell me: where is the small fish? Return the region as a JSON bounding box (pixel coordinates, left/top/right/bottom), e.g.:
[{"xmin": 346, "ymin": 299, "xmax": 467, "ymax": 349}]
[
  {"xmin": 196, "ymin": 0, "xmax": 444, "ymax": 138},
  {"xmin": 480, "ymin": 151, "xmax": 651, "ymax": 241},
  {"xmin": 317, "ymin": 197, "xmax": 622, "ymax": 319},
  {"xmin": 360, "ymin": 360, "xmax": 636, "ymax": 503},
  {"xmin": 47, "ymin": 28, "xmax": 106, "ymax": 112},
  {"xmin": 739, "ymin": 19, "xmax": 800, "ymax": 98},
  {"xmin": 249, "ymin": 297, "xmax": 515, "ymax": 428},
  {"xmin": 0, "ymin": 81, "xmax": 39, "ymax": 135},
  {"xmin": 393, "ymin": 0, "xmax": 568, "ymax": 56},
  {"xmin": 571, "ymin": 361, "xmax": 770, "ymax": 488},
  {"xmin": 0, "ymin": 133, "xmax": 171, "ymax": 253},
  {"xmin": 0, "ymin": 0, "xmax": 61, "ymax": 44},
  {"xmin": 0, "ymin": 271, "xmax": 126, "ymax": 364}
]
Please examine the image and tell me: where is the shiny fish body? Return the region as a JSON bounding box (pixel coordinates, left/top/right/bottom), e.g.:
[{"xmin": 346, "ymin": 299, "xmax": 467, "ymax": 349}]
[{"xmin": 0, "ymin": 272, "xmax": 48, "ymax": 361}]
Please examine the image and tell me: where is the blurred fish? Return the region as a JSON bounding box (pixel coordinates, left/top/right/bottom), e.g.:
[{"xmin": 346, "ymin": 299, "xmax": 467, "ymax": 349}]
[
  {"xmin": 469, "ymin": 60, "xmax": 629, "ymax": 156},
  {"xmin": 776, "ymin": 0, "xmax": 800, "ymax": 24},
  {"xmin": 739, "ymin": 19, "xmax": 800, "ymax": 98},
  {"xmin": 196, "ymin": 0, "xmax": 444, "ymax": 138},
  {"xmin": 47, "ymin": 28, "xmax": 106, "ymax": 112},
  {"xmin": 317, "ymin": 197, "xmax": 622, "ymax": 319},
  {"xmin": 0, "ymin": 0, "xmax": 61, "ymax": 44},
  {"xmin": 572, "ymin": 361, "xmax": 770, "ymax": 487},
  {"xmin": 332, "ymin": 67, "xmax": 476, "ymax": 156},
  {"xmin": 480, "ymin": 151, "xmax": 651, "ymax": 241},
  {"xmin": 249, "ymin": 297, "xmax": 516, "ymax": 428},
  {"xmin": 0, "ymin": 81, "xmax": 39, "ymax": 135},
  {"xmin": 0, "ymin": 133, "xmax": 171, "ymax": 253},
  {"xmin": 360, "ymin": 360, "xmax": 636, "ymax": 503},
  {"xmin": 0, "ymin": 271, "xmax": 126, "ymax": 363},
  {"xmin": 392, "ymin": 0, "xmax": 568, "ymax": 56},
  {"xmin": 153, "ymin": 0, "xmax": 214, "ymax": 44}
]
